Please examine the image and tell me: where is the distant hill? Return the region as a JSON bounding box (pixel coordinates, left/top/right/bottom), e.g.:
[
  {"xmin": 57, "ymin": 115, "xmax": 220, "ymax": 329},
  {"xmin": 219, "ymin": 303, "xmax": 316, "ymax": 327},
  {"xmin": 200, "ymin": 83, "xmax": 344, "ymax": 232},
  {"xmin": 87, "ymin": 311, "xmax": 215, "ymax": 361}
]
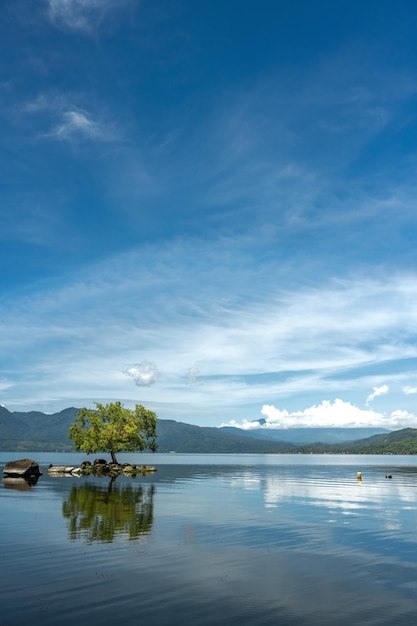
[
  {"xmin": 299, "ymin": 428, "xmax": 417, "ymax": 455},
  {"xmin": 155, "ymin": 420, "xmax": 293, "ymax": 453},
  {"xmin": 0, "ymin": 406, "xmax": 292, "ymax": 453},
  {"xmin": 0, "ymin": 406, "xmax": 79, "ymax": 451},
  {"xmin": 1, "ymin": 405, "xmax": 416, "ymax": 454},
  {"xmin": 220, "ymin": 426, "xmax": 389, "ymax": 444}
]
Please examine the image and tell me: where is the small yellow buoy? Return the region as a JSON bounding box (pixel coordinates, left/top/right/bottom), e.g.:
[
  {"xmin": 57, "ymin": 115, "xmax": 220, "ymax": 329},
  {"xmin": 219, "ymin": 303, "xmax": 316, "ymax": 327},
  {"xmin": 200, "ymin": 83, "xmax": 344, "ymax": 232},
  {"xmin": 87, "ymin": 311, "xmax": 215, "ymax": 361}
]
[{"xmin": 357, "ymin": 471, "xmax": 362, "ymax": 480}]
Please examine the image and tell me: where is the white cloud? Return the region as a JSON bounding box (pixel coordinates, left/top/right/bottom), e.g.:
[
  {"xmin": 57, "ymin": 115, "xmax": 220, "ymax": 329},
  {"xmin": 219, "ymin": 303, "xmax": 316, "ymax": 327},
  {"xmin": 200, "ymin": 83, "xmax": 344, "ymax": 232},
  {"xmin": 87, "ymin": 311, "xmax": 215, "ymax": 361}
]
[
  {"xmin": 403, "ymin": 386, "xmax": 417, "ymax": 395},
  {"xmin": 124, "ymin": 361, "xmax": 159, "ymax": 387},
  {"xmin": 23, "ymin": 93, "xmax": 59, "ymax": 114},
  {"xmin": 221, "ymin": 398, "xmax": 417, "ymax": 430},
  {"xmin": 366, "ymin": 384, "xmax": 389, "ymax": 406},
  {"xmin": 48, "ymin": 109, "xmax": 115, "ymax": 142},
  {"xmin": 187, "ymin": 367, "xmax": 200, "ymax": 385},
  {"xmin": 23, "ymin": 94, "xmax": 118, "ymax": 144},
  {"xmin": 47, "ymin": 0, "xmax": 125, "ymax": 32}
]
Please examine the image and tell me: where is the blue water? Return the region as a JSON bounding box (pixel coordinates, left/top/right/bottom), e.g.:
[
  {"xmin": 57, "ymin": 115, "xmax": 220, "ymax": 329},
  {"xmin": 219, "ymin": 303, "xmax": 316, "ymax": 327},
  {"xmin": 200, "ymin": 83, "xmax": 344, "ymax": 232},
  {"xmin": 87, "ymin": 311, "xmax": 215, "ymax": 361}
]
[{"xmin": 1, "ymin": 453, "xmax": 417, "ymax": 626}]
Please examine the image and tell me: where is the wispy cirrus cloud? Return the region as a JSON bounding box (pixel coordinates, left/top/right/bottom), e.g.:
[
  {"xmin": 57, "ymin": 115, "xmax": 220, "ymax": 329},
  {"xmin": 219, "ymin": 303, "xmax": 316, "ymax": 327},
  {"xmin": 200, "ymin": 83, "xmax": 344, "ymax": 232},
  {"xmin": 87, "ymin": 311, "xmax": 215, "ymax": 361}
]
[
  {"xmin": 24, "ymin": 94, "xmax": 118, "ymax": 143},
  {"xmin": 3, "ymin": 234, "xmax": 417, "ymax": 420},
  {"xmin": 47, "ymin": 0, "xmax": 128, "ymax": 32},
  {"xmin": 48, "ymin": 109, "xmax": 115, "ymax": 142},
  {"xmin": 165, "ymin": 55, "xmax": 417, "ymax": 249}
]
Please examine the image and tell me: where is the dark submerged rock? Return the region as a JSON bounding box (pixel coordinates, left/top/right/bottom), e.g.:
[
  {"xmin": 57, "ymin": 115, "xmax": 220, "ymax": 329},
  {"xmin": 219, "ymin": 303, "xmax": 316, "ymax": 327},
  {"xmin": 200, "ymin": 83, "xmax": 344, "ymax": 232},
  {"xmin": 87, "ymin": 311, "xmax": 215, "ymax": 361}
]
[{"xmin": 3, "ymin": 458, "xmax": 42, "ymax": 478}]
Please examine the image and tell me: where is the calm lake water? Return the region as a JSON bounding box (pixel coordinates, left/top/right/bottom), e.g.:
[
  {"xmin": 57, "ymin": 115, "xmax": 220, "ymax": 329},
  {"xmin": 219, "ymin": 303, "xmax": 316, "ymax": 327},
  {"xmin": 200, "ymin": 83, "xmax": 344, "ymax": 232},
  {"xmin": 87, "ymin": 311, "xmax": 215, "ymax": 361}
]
[{"xmin": 2, "ymin": 453, "xmax": 417, "ymax": 626}]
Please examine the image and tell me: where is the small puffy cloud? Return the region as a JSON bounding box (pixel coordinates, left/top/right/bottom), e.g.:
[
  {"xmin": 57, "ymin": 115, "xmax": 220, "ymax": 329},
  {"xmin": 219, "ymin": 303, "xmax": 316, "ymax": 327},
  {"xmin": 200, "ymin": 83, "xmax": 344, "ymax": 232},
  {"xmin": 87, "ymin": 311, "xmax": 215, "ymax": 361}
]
[
  {"xmin": 187, "ymin": 367, "xmax": 200, "ymax": 385},
  {"xmin": 221, "ymin": 398, "xmax": 417, "ymax": 430},
  {"xmin": 403, "ymin": 386, "xmax": 417, "ymax": 395},
  {"xmin": 124, "ymin": 361, "xmax": 159, "ymax": 387},
  {"xmin": 366, "ymin": 384, "xmax": 389, "ymax": 406}
]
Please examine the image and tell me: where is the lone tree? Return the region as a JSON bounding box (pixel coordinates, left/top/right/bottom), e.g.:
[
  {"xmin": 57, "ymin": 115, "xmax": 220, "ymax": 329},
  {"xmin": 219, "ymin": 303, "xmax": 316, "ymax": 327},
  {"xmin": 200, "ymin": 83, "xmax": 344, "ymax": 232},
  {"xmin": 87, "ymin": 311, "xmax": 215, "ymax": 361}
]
[{"xmin": 68, "ymin": 402, "xmax": 158, "ymax": 464}]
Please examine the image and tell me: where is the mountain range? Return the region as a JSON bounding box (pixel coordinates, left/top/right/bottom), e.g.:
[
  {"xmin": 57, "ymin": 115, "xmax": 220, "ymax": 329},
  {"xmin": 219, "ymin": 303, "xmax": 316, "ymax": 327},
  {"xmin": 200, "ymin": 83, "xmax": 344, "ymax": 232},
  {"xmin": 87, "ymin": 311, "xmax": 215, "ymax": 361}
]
[{"xmin": 1, "ymin": 405, "xmax": 417, "ymax": 454}]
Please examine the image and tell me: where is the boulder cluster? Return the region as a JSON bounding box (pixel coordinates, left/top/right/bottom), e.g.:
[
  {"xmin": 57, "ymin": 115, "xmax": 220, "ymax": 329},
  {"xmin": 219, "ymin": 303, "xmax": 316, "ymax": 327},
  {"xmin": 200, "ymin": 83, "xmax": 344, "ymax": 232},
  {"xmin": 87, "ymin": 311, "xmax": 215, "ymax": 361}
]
[
  {"xmin": 2, "ymin": 458, "xmax": 156, "ymax": 482},
  {"xmin": 80, "ymin": 459, "xmax": 156, "ymax": 476}
]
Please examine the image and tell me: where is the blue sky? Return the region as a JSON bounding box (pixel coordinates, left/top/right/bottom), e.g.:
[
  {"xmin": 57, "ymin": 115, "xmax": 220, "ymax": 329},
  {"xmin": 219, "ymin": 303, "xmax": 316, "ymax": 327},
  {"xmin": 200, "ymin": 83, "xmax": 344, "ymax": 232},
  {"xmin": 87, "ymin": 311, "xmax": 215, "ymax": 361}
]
[{"xmin": 2, "ymin": 0, "xmax": 417, "ymax": 429}]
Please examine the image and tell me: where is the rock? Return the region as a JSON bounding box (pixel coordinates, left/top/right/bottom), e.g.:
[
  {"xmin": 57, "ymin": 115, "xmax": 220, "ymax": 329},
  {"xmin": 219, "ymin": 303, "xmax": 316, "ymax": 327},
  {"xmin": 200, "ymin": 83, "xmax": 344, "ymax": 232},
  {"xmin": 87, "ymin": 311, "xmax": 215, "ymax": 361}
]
[
  {"xmin": 47, "ymin": 465, "xmax": 66, "ymax": 474},
  {"xmin": 3, "ymin": 458, "xmax": 42, "ymax": 478},
  {"xmin": 47, "ymin": 465, "xmax": 78, "ymax": 475},
  {"xmin": 91, "ymin": 461, "xmax": 119, "ymax": 474},
  {"xmin": 139, "ymin": 465, "xmax": 156, "ymax": 473}
]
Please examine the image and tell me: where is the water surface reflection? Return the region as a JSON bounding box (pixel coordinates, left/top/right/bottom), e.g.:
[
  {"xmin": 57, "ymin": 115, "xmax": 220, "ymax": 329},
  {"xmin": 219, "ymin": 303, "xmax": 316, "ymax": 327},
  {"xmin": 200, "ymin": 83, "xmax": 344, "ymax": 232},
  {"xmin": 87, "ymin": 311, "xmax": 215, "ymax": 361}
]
[
  {"xmin": 2, "ymin": 456, "xmax": 417, "ymax": 626},
  {"xmin": 62, "ymin": 479, "xmax": 154, "ymax": 542},
  {"xmin": 2, "ymin": 475, "xmax": 40, "ymax": 490}
]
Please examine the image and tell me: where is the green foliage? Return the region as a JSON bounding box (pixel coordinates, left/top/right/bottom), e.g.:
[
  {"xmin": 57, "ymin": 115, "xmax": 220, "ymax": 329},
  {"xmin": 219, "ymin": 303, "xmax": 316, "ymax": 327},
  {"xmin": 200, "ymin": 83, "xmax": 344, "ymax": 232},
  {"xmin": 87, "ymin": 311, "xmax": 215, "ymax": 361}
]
[{"xmin": 68, "ymin": 402, "xmax": 157, "ymax": 463}]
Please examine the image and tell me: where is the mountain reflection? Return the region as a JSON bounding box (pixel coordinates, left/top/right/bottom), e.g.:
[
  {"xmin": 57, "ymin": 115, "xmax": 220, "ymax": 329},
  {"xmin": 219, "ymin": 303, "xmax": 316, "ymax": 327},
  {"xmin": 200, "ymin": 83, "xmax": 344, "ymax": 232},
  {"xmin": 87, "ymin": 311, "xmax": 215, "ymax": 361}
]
[{"xmin": 62, "ymin": 480, "xmax": 154, "ymax": 543}]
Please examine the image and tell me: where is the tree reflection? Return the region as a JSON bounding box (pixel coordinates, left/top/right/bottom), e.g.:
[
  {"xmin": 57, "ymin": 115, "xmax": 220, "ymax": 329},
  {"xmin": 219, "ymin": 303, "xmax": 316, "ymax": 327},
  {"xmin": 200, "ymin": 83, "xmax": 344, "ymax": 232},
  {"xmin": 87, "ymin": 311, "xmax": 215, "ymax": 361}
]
[{"xmin": 62, "ymin": 479, "xmax": 154, "ymax": 543}]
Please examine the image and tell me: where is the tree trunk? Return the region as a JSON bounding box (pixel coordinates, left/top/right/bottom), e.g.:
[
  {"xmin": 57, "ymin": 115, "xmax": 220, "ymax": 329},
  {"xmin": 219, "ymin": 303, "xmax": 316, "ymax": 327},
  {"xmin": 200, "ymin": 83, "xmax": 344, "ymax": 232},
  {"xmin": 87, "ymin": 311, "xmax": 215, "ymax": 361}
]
[{"xmin": 110, "ymin": 450, "xmax": 118, "ymax": 464}]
